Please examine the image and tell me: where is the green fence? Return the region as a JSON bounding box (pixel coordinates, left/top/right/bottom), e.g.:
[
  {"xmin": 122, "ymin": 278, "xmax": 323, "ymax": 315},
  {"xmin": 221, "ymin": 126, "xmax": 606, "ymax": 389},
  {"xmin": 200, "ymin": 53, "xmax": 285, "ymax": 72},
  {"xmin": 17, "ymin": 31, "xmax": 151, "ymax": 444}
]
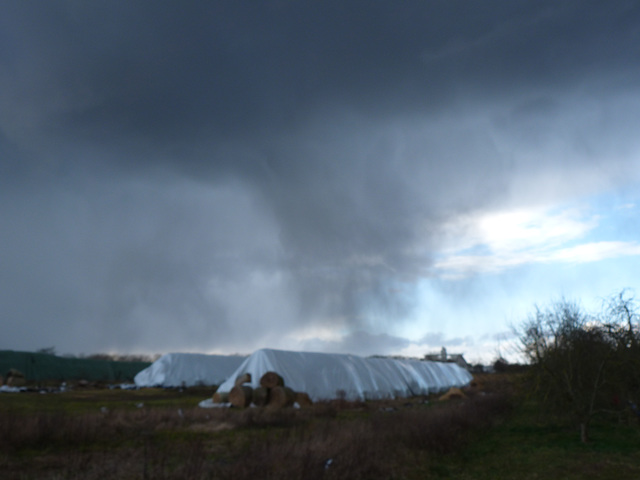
[{"xmin": 0, "ymin": 350, "xmax": 150, "ymax": 383}]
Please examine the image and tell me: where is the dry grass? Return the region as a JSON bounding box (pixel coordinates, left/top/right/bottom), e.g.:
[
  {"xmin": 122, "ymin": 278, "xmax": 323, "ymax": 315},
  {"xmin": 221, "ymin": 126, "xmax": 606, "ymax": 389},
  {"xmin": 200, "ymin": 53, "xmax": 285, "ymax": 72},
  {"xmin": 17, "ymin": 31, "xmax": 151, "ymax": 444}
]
[
  {"xmin": 5, "ymin": 374, "xmax": 638, "ymax": 479},
  {"xmin": 0, "ymin": 388, "xmax": 511, "ymax": 480}
]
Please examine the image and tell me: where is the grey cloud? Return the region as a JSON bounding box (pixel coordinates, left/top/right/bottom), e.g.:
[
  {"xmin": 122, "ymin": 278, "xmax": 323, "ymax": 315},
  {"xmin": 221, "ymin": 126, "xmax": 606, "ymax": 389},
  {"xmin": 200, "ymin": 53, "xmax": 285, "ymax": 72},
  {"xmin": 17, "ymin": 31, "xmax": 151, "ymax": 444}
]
[
  {"xmin": 0, "ymin": 172, "xmax": 283, "ymax": 353},
  {"xmin": 418, "ymin": 333, "xmax": 473, "ymax": 350},
  {"xmin": 419, "ymin": 333, "xmax": 445, "ymax": 346},
  {"xmin": 300, "ymin": 331, "xmax": 412, "ymax": 357},
  {"xmin": 2, "ymin": 1, "xmax": 640, "ymax": 355},
  {"xmin": 492, "ymin": 331, "xmax": 518, "ymax": 342},
  {"xmin": 4, "ymin": 1, "xmax": 640, "ymax": 160},
  {"xmin": 297, "ymin": 330, "xmax": 477, "ymax": 358}
]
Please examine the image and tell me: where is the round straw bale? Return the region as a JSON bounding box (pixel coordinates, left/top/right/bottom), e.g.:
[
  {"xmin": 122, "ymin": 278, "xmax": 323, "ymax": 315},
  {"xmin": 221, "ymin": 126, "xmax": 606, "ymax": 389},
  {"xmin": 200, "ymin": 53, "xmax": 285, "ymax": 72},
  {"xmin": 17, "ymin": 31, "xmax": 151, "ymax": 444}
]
[
  {"xmin": 252, "ymin": 386, "xmax": 270, "ymax": 407},
  {"xmin": 294, "ymin": 391, "xmax": 313, "ymax": 407},
  {"xmin": 7, "ymin": 369, "xmax": 26, "ymax": 387},
  {"xmin": 267, "ymin": 386, "xmax": 295, "ymax": 409},
  {"xmin": 234, "ymin": 372, "xmax": 252, "ymax": 386},
  {"xmin": 260, "ymin": 371, "xmax": 285, "ymax": 389},
  {"xmin": 212, "ymin": 391, "xmax": 230, "ymax": 404},
  {"xmin": 229, "ymin": 385, "xmax": 253, "ymax": 408}
]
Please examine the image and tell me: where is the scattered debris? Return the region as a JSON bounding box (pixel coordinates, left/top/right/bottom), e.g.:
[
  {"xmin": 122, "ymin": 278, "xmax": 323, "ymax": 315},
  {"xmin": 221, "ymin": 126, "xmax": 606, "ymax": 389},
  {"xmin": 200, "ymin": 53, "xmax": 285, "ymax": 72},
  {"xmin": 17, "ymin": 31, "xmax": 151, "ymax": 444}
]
[
  {"xmin": 198, "ymin": 398, "xmax": 230, "ymax": 408},
  {"xmin": 0, "ymin": 385, "xmax": 23, "ymax": 393}
]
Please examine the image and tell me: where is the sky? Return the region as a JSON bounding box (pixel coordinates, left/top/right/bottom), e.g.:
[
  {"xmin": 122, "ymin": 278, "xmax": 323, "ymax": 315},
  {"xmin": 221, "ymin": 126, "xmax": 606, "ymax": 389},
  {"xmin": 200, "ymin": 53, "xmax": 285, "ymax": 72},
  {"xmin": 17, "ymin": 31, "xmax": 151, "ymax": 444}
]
[{"xmin": 2, "ymin": 1, "xmax": 640, "ymax": 363}]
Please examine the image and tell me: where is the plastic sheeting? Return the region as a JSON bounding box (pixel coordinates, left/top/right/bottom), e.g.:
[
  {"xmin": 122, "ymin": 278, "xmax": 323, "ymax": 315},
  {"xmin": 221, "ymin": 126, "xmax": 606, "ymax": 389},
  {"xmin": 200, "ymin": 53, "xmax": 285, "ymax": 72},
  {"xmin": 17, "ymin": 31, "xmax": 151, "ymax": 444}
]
[
  {"xmin": 215, "ymin": 348, "xmax": 473, "ymax": 401},
  {"xmin": 134, "ymin": 353, "xmax": 247, "ymax": 387}
]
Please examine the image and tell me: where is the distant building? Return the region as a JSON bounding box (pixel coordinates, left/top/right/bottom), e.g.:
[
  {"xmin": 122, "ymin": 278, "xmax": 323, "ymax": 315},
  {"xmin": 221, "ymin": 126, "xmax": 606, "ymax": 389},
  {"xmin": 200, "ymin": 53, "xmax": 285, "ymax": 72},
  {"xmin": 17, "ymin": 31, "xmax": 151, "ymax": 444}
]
[{"xmin": 424, "ymin": 347, "xmax": 470, "ymax": 371}]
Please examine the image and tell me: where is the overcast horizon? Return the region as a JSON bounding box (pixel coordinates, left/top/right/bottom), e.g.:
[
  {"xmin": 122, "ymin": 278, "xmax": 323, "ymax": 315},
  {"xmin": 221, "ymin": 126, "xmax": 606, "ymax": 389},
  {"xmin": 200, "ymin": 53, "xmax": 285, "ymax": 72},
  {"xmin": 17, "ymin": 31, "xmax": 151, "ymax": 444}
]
[{"xmin": 3, "ymin": 1, "xmax": 640, "ymax": 363}]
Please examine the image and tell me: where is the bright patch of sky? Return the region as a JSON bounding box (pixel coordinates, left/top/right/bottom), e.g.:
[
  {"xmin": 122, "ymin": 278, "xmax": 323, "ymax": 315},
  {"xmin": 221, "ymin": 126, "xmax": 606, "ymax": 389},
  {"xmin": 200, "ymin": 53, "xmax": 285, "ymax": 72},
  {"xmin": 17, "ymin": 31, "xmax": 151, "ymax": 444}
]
[
  {"xmin": 392, "ymin": 191, "xmax": 640, "ymax": 363},
  {"xmin": 432, "ymin": 194, "xmax": 640, "ymax": 279}
]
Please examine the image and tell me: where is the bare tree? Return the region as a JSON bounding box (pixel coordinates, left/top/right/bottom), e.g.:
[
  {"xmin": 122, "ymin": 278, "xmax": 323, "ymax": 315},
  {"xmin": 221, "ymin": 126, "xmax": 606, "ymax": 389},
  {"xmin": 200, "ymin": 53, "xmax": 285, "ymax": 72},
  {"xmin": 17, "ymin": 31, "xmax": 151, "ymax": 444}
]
[{"xmin": 519, "ymin": 293, "xmax": 639, "ymax": 443}]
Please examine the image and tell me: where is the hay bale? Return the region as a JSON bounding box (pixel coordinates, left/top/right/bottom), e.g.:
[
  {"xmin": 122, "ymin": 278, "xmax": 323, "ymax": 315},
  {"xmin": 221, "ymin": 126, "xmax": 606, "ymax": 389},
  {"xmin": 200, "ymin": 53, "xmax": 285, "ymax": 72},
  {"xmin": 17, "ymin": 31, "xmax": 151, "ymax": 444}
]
[
  {"xmin": 294, "ymin": 392, "xmax": 313, "ymax": 407},
  {"xmin": 229, "ymin": 385, "xmax": 253, "ymax": 408},
  {"xmin": 267, "ymin": 386, "xmax": 295, "ymax": 409},
  {"xmin": 234, "ymin": 373, "xmax": 252, "ymax": 386},
  {"xmin": 7, "ymin": 369, "xmax": 26, "ymax": 387},
  {"xmin": 252, "ymin": 386, "xmax": 270, "ymax": 407},
  {"xmin": 438, "ymin": 387, "xmax": 466, "ymax": 402},
  {"xmin": 260, "ymin": 371, "xmax": 285, "ymax": 389},
  {"xmin": 212, "ymin": 391, "xmax": 230, "ymax": 404},
  {"xmin": 7, "ymin": 368, "xmax": 24, "ymax": 379}
]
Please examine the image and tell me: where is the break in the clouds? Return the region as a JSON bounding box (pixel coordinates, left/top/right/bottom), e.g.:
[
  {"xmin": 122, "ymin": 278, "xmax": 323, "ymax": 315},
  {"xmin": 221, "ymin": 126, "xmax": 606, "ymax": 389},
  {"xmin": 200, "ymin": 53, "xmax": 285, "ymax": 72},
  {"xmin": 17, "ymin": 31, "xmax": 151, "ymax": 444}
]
[
  {"xmin": 2, "ymin": 1, "xmax": 640, "ymax": 361},
  {"xmin": 432, "ymin": 203, "xmax": 640, "ymax": 279}
]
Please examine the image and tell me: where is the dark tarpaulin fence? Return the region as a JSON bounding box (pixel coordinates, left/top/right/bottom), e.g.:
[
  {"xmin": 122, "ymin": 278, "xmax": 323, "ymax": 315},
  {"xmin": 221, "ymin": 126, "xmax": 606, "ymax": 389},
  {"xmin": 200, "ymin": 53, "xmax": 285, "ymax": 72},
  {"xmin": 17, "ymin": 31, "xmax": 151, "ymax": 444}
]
[{"xmin": 0, "ymin": 350, "xmax": 150, "ymax": 383}]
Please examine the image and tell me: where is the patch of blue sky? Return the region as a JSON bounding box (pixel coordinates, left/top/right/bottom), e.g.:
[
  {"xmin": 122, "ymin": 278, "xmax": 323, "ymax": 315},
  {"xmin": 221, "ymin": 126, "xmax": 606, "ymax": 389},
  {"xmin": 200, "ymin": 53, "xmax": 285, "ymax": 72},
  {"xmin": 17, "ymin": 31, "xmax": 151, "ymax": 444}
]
[
  {"xmin": 436, "ymin": 191, "xmax": 639, "ymax": 275},
  {"xmin": 395, "ymin": 188, "xmax": 640, "ymax": 362},
  {"xmin": 585, "ymin": 200, "xmax": 639, "ymax": 243},
  {"xmin": 446, "ymin": 243, "xmax": 494, "ymax": 257},
  {"xmin": 402, "ymin": 233, "xmax": 640, "ymax": 362}
]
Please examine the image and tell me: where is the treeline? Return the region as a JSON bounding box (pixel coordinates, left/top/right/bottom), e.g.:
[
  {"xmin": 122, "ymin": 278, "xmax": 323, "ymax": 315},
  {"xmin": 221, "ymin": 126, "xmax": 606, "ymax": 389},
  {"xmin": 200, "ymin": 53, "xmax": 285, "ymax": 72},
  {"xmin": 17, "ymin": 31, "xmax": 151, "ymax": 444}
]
[
  {"xmin": 34, "ymin": 347, "xmax": 160, "ymax": 363},
  {"xmin": 517, "ymin": 289, "xmax": 640, "ymax": 443},
  {"xmin": 62, "ymin": 352, "xmax": 161, "ymax": 363}
]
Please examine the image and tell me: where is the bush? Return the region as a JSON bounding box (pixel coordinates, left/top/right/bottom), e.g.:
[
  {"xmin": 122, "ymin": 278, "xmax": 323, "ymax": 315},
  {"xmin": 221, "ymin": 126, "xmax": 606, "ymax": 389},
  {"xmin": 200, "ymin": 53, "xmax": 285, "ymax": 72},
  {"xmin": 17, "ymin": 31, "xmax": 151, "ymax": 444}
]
[{"xmin": 518, "ymin": 291, "xmax": 640, "ymax": 442}]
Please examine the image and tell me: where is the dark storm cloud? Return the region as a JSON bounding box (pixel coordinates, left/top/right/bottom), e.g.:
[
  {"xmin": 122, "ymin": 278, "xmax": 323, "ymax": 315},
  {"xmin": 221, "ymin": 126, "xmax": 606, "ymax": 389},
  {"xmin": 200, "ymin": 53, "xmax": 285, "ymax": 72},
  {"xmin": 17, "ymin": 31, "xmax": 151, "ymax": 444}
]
[
  {"xmin": 2, "ymin": 1, "xmax": 640, "ymax": 354},
  {"xmin": 5, "ymin": 0, "xmax": 640, "ymax": 155}
]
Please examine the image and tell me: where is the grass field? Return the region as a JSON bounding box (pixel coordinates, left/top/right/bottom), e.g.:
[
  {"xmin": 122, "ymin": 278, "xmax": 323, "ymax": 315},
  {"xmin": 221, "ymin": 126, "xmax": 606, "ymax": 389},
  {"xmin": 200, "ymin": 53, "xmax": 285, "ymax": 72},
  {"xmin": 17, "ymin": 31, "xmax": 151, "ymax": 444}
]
[
  {"xmin": 427, "ymin": 403, "xmax": 640, "ymax": 480},
  {"xmin": 1, "ymin": 377, "xmax": 639, "ymax": 479}
]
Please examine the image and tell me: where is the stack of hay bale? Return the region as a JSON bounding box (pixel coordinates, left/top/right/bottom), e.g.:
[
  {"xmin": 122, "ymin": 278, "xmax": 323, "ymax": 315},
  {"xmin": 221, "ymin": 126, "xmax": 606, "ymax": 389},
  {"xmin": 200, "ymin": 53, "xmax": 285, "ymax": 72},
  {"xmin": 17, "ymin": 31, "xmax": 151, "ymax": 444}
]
[
  {"xmin": 6, "ymin": 369, "xmax": 26, "ymax": 387},
  {"xmin": 212, "ymin": 371, "xmax": 312, "ymax": 409}
]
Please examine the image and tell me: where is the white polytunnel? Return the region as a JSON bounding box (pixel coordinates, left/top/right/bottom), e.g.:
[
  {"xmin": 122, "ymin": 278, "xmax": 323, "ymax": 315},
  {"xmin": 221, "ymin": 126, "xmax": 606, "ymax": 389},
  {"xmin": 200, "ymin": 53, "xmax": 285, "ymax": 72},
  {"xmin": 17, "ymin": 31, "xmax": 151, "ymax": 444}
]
[
  {"xmin": 214, "ymin": 348, "xmax": 472, "ymax": 402},
  {"xmin": 134, "ymin": 353, "xmax": 248, "ymax": 388}
]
